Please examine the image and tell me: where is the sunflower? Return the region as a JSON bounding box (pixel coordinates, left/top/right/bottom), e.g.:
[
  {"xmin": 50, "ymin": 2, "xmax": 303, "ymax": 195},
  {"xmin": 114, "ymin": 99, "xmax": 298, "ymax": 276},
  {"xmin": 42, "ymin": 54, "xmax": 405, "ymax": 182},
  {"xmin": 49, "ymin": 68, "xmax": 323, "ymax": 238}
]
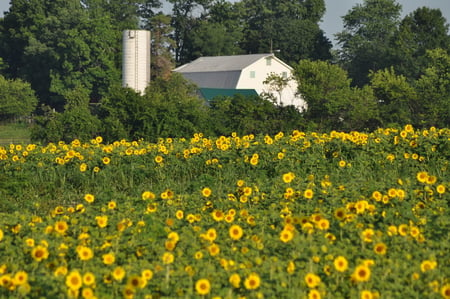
[
  {"xmin": 154, "ymin": 155, "xmax": 164, "ymax": 164},
  {"xmin": 441, "ymin": 284, "xmax": 450, "ymax": 299},
  {"xmin": 207, "ymin": 243, "xmax": 220, "ymax": 256},
  {"xmin": 127, "ymin": 275, "xmax": 145, "ymax": 289},
  {"xmin": 95, "ymin": 215, "xmax": 108, "ymax": 228},
  {"xmin": 426, "ymin": 175, "xmax": 437, "ymax": 184},
  {"xmin": 304, "ymin": 273, "xmax": 321, "ymax": 288},
  {"xmin": 371, "ymin": 191, "xmax": 382, "ymax": 201},
  {"xmin": 66, "ymin": 270, "xmax": 83, "ymax": 291},
  {"xmin": 102, "ymin": 253, "xmax": 115, "ymax": 265},
  {"xmin": 141, "ymin": 269, "xmax": 153, "ymax": 281},
  {"xmin": 83, "ymin": 272, "xmax": 96, "ymax": 286},
  {"xmin": 102, "ymin": 157, "xmax": 111, "ymax": 165},
  {"xmin": 54, "ymin": 220, "xmax": 69, "ymax": 234},
  {"xmin": 81, "ymin": 287, "xmax": 95, "ymax": 299},
  {"xmin": 205, "ymin": 228, "xmax": 217, "ymax": 242},
  {"xmin": 175, "ymin": 210, "xmax": 184, "ymax": 220},
  {"xmin": 112, "ymin": 267, "xmax": 126, "ymax": 281},
  {"xmin": 79, "ymin": 163, "xmax": 87, "ymax": 172},
  {"xmin": 420, "ymin": 260, "xmax": 437, "ymax": 272},
  {"xmin": 108, "ymin": 201, "xmax": 117, "ymax": 209},
  {"xmin": 416, "ymin": 171, "xmax": 428, "ymax": 183},
  {"xmin": 229, "ymin": 273, "xmax": 241, "ymax": 288},
  {"xmin": 317, "ymin": 219, "xmax": 330, "ymax": 230},
  {"xmin": 280, "ymin": 229, "xmax": 294, "ymax": 243},
  {"xmin": 195, "ymin": 278, "xmax": 211, "ymax": 295},
  {"xmin": 13, "ymin": 271, "xmax": 28, "ymax": 285},
  {"xmin": 244, "ymin": 273, "xmax": 261, "ymax": 290},
  {"xmin": 287, "ymin": 261, "xmax": 295, "ymax": 274},
  {"xmin": 54, "ymin": 266, "xmax": 68, "ymax": 277},
  {"xmin": 84, "ymin": 193, "xmax": 95, "ymax": 203},
  {"xmin": 334, "ymin": 256, "xmax": 348, "ymax": 272},
  {"xmin": 436, "ymin": 184, "xmax": 446, "ymax": 194},
  {"xmin": 162, "ymin": 252, "xmax": 174, "ymax": 264},
  {"xmin": 31, "ymin": 245, "xmax": 49, "ymax": 262},
  {"xmin": 77, "ymin": 246, "xmax": 94, "ymax": 261},
  {"xmin": 351, "ymin": 265, "xmax": 371, "ymax": 282},
  {"xmin": 211, "ymin": 210, "xmax": 224, "ymax": 221},
  {"xmin": 334, "ymin": 208, "xmax": 346, "ymax": 220},
  {"xmin": 201, "ymin": 187, "xmax": 212, "ymax": 198},
  {"xmin": 282, "ymin": 172, "xmax": 295, "ymax": 183},
  {"xmin": 360, "ymin": 290, "xmax": 373, "ymax": 299},
  {"xmin": 308, "ymin": 289, "xmax": 322, "ymax": 299},
  {"xmin": 373, "ymin": 243, "xmax": 387, "ymax": 255},
  {"xmin": 229, "ymin": 224, "xmax": 244, "ymax": 240},
  {"xmin": 361, "ymin": 228, "xmax": 374, "ymax": 243},
  {"xmin": 304, "ymin": 189, "xmax": 314, "ymax": 199},
  {"xmin": 141, "ymin": 191, "xmax": 156, "ymax": 200}
]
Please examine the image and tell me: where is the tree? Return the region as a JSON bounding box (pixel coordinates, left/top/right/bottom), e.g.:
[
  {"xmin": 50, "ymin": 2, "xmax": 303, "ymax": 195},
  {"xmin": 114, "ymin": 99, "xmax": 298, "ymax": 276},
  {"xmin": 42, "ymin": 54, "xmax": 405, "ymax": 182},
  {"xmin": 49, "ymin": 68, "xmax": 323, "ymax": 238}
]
[
  {"xmin": 336, "ymin": 0, "xmax": 402, "ymax": 86},
  {"xmin": 181, "ymin": 0, "xmax": 244, "ymax": 62},
  {"xmin": 168, "ymin": 0, "xmax": 213, "ymax": 64},
  {"xmin": 147, "ymin": 13, "xmax": 176, "ymax": 80},
  {"xmin": 99, "ymin": 73, "xmax": 212, "ymax": 142},
  {"xmin": 393, "ymin": 7, "xmax": 450, "ymax": 80},
  {"xmin": 262, "ymin": 72, "xmax": 290, "ymax": 105},
  {"xmin": 369, "ymin": 67, "xmax": 417, "ymax": 126},
  {"xmin": 414, "ymin": 49, "xmax": 450, "ymax": 128},
  {"xmin": 0, "ymin": 75, "xmax": 38, "ymax": 120},
  {"xmin": 240, "ymin": 0, "xmax": 331, "ymax": 63},
  {"xmin": 293, "ymin": 59, "xmax": 379, "ymax": 131},
  {"xmin": 0, "ymin": 0, "xmax": 120, "ymax": 110}
]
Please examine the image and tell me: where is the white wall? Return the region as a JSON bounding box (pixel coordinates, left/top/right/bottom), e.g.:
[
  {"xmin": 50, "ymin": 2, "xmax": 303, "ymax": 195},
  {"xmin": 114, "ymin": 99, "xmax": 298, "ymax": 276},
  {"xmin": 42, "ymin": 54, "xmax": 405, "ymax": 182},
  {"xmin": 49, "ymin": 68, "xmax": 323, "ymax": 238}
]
[{"xmin": 236, "ymin": 56, "xmax": 306, "ymax": 110}]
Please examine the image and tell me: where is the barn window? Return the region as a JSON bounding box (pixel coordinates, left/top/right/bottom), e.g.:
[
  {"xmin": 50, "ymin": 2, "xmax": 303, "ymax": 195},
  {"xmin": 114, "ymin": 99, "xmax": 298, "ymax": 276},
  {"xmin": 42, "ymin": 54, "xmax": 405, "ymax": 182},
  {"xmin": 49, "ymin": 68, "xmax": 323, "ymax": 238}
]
[{"xmin": 250, "ymin": 71, "xmax": 256, "ymax": 78}]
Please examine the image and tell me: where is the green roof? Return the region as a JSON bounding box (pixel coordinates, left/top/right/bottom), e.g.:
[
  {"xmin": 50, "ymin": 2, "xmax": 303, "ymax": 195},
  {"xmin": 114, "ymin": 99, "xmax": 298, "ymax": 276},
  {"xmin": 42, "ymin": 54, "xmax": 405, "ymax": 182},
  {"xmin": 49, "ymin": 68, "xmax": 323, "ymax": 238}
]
[{"xmin": 199, "ymin": 88, "xmax": 258, "ymax": 101}]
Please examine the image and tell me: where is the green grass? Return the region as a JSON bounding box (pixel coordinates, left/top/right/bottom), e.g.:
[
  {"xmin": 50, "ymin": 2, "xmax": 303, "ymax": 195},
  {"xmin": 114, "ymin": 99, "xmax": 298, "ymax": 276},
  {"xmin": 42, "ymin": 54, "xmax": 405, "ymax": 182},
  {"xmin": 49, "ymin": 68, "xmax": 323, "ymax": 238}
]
[{"xmin": 0, "ymin": 122, "xmax": 31, "ymax": 145}]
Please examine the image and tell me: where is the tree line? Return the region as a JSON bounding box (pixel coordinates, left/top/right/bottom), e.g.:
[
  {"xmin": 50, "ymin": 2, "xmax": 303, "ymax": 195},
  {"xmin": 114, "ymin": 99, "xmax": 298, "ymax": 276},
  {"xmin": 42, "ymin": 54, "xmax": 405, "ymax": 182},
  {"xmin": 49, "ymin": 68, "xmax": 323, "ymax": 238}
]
[{"xmin": 0, "ymin": 0, "xmax": 449, "ymax": 142}]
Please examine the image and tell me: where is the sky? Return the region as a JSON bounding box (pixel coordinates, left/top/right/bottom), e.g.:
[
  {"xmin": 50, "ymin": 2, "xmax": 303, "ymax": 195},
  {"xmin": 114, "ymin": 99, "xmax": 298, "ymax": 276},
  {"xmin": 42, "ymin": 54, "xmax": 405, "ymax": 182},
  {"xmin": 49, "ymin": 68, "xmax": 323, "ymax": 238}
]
[{"xmin": 0, "ymin": 0, "xmax": 449, "ymax": 48}]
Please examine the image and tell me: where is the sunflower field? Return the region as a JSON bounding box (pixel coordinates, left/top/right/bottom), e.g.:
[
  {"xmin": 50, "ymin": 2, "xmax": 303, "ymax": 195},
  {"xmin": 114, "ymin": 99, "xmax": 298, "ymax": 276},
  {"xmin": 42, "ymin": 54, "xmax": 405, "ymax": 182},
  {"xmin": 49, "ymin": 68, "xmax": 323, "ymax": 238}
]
[{"xmin": 0, "ymin": 125, "xmax": 449, "ymax": 299}]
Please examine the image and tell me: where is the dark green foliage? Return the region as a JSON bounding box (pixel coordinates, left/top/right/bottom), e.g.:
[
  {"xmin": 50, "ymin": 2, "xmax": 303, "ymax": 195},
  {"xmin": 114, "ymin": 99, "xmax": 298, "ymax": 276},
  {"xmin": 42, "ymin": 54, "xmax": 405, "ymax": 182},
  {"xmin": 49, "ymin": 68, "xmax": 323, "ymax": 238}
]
[
  {"xmin": 392, "ymin": 7, "xmax": 450, "ymax": 80},
  {"xmin": 209, "ymin": 94, "xmax": 306, "ymax": 136},
  {"xmin": 30, "ymin": 87, "xmax": 101, "ymax": 143},
  {"xmin": 294, "ymin": 59, "xmax": 380, "ymax": 131},
  {"xmin": 99, "ymin": 73, "xmax": 213, "ymax": 142},
  {"xmin": 336, "ymin": 0, "xmax": 402, "ymax": 87},
  {"xmin": 0, "ymin": 75, "xmax": 38, "ymax": 120}
]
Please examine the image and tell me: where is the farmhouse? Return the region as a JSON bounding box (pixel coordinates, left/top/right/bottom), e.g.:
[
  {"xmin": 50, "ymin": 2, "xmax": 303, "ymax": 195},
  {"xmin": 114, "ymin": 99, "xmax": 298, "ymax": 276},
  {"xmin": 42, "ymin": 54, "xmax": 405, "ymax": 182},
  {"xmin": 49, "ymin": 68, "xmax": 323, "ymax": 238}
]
[{"xmin": 173, "ymin": 53, "xmax": 306, "ymax": 110}]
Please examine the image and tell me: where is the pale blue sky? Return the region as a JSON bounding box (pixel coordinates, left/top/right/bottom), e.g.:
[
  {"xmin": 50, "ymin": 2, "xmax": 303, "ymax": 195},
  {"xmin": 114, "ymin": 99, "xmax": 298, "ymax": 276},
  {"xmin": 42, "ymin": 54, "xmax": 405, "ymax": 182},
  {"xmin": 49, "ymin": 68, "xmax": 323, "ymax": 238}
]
[{"xmin": 1, "ymin": 0, "xmax": 449, "ymax": 47}]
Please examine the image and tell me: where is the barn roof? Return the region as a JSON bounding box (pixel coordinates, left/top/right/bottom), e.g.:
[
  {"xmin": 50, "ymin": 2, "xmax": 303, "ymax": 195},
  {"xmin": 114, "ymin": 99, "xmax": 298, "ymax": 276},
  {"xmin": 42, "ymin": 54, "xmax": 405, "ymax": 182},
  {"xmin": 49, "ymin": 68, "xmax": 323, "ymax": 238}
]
[{"xmin": 173, "ymin": 53, "xmax": 274, "ymax": 73}]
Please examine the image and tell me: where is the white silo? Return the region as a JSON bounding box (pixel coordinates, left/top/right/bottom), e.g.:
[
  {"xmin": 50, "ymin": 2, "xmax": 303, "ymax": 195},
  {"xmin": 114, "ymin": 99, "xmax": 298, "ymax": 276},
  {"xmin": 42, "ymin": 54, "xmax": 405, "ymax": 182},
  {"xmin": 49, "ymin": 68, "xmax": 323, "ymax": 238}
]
[{"xmin": 122, "ymin": 30, "xmax": 151, "ymax": 94}]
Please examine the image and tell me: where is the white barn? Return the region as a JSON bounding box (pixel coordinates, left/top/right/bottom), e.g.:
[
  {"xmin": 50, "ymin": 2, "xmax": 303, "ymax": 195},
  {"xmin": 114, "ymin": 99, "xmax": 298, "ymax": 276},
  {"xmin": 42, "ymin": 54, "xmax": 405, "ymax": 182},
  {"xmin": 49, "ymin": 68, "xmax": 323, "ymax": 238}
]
[{"xmin": 173, "ymin": 53, "xmax": 305, "ymax": 110}]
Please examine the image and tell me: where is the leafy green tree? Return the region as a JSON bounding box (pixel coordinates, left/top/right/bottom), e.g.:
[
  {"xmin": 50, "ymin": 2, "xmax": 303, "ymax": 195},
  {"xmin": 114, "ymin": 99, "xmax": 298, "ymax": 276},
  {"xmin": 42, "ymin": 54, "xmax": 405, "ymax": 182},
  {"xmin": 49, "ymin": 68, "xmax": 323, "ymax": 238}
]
[
  {"xmin": 209, "ymin": 94, "xmax": 279, "ymax": 135},
  {"xmin": 168, "ymin": 0, "xmax": 213, "ymax": 64},
  {"xmin": 336, "ymin": 0, "xmax": 402, "ymax": 86},
  {"xmin": 240, "ymin": 0, "xmax": 331, "ymax": 63},
  {"xmin": 147, "ymin": 13, "xmax": 176, "ymax": 80},
  {"xmin": 30, "ymin": 86, "xmax": 101, "ymax": 143},
  {"xmin": 262, "ymin": 72, "xmax": 290, "ymax": 105},
  {"xmin": 0, "ymin": 75, "xmax": 38, "ymax": 120},
  {"xmin": 99, "ymin": 73, "xmax": 212, "ymax": 142},
  {"xmin": 293, "ymin": 59, "xmax": 379, "ymax": 131},
  {"xmin": 414, "ymin": 48, "xmax": 450, "ymax": 128},
  {"xmin": 369, "ymin": 67, "xmax": 417, "ymax": 126},
  {"xmin": 0, "ymin": 0, "xmax": 120, "ymax": 109},
  {"xmin": 209, "ymin": 93, "xmax": 306, "ymax": 136},
  {"xmin": 181, "ymin": 0, "xmax": 244, "ymax": 62},
  {"xmin": 393, "ymin": 7, "xmax": 450, "ymax": 80}
]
